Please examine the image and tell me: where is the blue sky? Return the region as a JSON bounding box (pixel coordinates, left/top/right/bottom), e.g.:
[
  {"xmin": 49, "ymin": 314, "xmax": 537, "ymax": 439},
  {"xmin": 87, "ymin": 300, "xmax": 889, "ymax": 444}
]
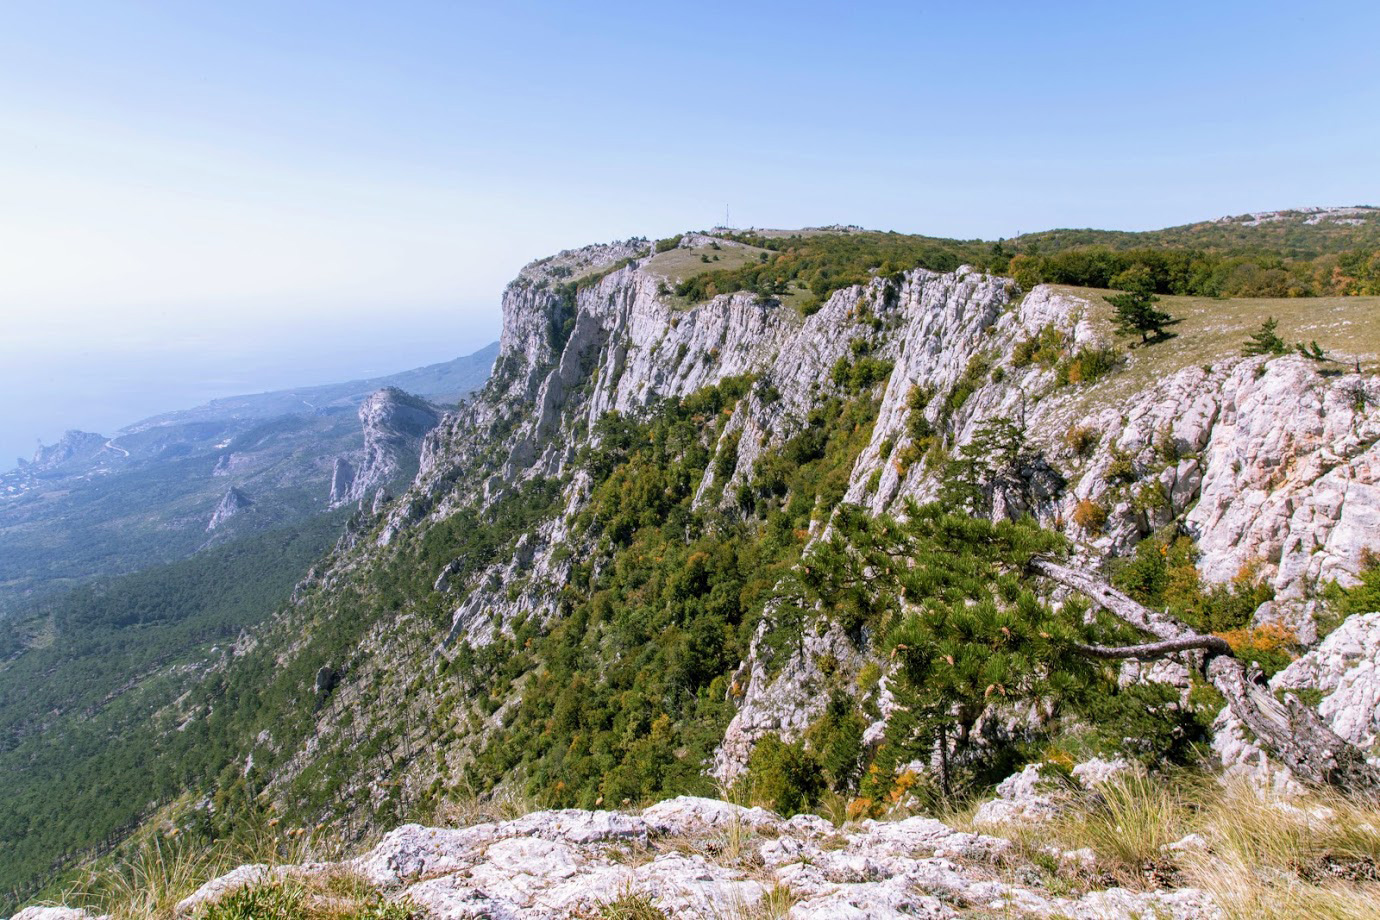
[{"xmin": 2, "ymin": 0, "xmax": 1378, "ymax": 464}]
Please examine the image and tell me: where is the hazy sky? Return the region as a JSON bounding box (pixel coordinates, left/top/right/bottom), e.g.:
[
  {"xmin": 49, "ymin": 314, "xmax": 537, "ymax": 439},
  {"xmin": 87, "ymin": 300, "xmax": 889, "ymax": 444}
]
[{"xmin": 2, "ymin": 0, "xmax": 1378, "ymax": 466}]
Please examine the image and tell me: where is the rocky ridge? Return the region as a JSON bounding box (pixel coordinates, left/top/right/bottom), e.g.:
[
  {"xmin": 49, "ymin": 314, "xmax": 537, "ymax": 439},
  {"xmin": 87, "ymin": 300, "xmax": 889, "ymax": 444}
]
[
  {"xmin": 275, "ymin": 231, "xmax": 1380, "ymax": 803},
  {"xmin": 206, "ymin": 486, "xmax": 253, "ymax": 531},
  {"xmin": 328, "ymin": 388, "xmax": 443, "ymax": 509},
  {"xmin": 167, "ymin": 796, "xmax": 1220, "ymax": 920}
]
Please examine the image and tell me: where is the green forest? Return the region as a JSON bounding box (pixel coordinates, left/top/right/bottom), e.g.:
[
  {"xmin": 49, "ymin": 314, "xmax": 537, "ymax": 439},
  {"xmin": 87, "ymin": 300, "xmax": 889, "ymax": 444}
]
[
  {"xmin": 0, "ymin": 511, "xmax": 348, "ymax": 907},
  {"xmin": 669, "ymin": 213, "xmax": 1380, "ymax": 314}
]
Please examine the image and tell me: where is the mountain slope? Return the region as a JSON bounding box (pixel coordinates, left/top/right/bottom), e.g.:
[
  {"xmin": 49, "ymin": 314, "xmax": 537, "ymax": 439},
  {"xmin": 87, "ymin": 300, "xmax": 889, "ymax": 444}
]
[
  {"xmin": 8, "ymin": 217, "xmax": 1380, "ymax": 911},
  {"xmin": 44, "ymin": 229, "xmax": 1367, "ymax": 876}
]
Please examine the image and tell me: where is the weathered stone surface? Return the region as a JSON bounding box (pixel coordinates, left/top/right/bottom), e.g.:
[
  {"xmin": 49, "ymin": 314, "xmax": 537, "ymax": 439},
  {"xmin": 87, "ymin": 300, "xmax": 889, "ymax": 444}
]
[
  {"xmin": 973, "ymin": 763, "xmax": 1062, "ymax": 827},
  {"xmin": 183, "ymin": 799, "xmax": 1222, "ymax": 920},
  {"xmin": 7, "ymin": 909, "xmax": 107, "ymax": 920}
]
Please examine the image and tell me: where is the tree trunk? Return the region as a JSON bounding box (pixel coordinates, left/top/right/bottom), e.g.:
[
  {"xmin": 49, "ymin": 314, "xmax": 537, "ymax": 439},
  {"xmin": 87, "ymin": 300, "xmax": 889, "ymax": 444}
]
[
  {"xmin": 937, "ymin": 723, "xmax": 951, "ymax": 800},
  {"xmin": 1031, "ymin": 556, "xmax": 1380, "ymax": 794}
]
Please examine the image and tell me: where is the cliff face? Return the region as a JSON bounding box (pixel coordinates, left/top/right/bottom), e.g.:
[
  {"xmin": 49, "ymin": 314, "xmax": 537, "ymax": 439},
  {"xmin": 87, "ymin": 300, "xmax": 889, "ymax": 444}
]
[
  {"xmin": 263, "ymin": 233, "xmax": 1380, "ymax": 831},
  {"xmin": 328, "ymin": 387, "xmax": 442, "ymax": 509}
]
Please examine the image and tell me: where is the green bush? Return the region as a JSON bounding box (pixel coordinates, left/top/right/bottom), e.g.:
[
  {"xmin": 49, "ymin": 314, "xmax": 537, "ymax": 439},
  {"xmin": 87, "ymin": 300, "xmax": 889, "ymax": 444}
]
[
  {"xmin": 743, "ymin": 735, "xmax": 824, "ymax": 816},
  {"xmin": 1112, "ymin": 534, "xmax": 1273, "ymax": 634},
  {"xmin": 806, "ymin": 692, "xmax": 866, "ymax": 794},
  {"xmin": 1055, "ymin": 346, "xmax": 1122, "ymax": 386},
  {"xmin": 200, "ymin": 880, "xmax": 417, "ymax": 919}
]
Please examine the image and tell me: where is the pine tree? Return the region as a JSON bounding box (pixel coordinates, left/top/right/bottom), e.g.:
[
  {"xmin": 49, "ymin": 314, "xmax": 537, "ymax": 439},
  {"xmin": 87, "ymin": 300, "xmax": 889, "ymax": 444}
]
[
  {"xmin": 1242, "ymin": 316, "xmax": 1289, "ymax": 356},
  {"xmin": 788, "ymin": 503, "xmax": 1095, "ymax": 800},
  {"xmin": 1107, "ymin": 290, "xmax": 1175, "ymax": 344},
  {"xmin": 1106, "ymin": 266, "xmax": 1175, "ymax": 344},
  {"xmin": 938, "ymin": 416, "xmax": 1029, "ymax": 517},
  {"xmin": 1295, "ymin": 340, "xmax": 1328, "ymax": 361}
]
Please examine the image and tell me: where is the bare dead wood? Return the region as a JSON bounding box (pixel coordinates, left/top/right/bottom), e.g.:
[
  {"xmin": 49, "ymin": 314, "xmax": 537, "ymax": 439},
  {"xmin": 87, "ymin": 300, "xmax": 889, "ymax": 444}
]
[
  {"xmin": 1072, "ymin": 635, "xmax": 1234, "ymax": 660},
  {"xmin": 1031, "ymin": 556, "xmax": 1380, "ymax": 794}
]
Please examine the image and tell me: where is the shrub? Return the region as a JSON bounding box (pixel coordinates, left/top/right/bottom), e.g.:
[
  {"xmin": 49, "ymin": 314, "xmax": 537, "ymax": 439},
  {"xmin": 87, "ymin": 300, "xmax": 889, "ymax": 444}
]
[
  {"xmin": 831, "ymin": 355, "xmax": 894, "ymax": 392},
  {"xmin": 743, "ymin": 735, "xmax": 824, "ymax": 816},
  {"xmin": 1072, "ymin": 499, "xmax": 1108, "ymax": 533},
  {"xmin": 1011, "ymin": 324, "xmax": 1067, "ymax": 368},
  {"xmin": 805, "ymin": 693, "xmax": 866, "ymax": 794},
  {"xmin": 942, "ymin": 354, "xmax": 991, "ymax": 420},
  {"xmin": 1218, "ymin": 623, "xmax": 1298, "ymax": 678},
  {"xmin": 1055, "ymin": 346, "xmax": 1121, "ymax": 386},
  {"xmin": 1132, "ymin": 480, "xmax": 1170, "ymax": 515},
  {"xmin": 200, "ymin": 878, "xmax": 418, "ymax": 920},
  {"xmin": 1065, "ymin": 424, "xmax": 1098, "ymax": 457},
  {"xmin": 1322, "ymin": 550, "xmax": 1380, "ymax": 623},
  {"xmin": 1105, "ymin": 446, "xmax": 1137, "ymax": 484},
  {"xmin": 1112, "ymin": 535, "xmax": 1273, "ymax": 634}
]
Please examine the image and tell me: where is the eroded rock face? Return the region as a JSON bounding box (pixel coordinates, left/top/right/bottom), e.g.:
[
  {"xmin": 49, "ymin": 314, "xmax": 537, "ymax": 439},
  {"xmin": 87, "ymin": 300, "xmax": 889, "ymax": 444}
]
[
  {"xmin": 329, "ymin": 388, "xmax": 442, "ymax": 509},
  {"xmin": 206, "ymin": 485, "xmax": 253, "ymax": 531},
  {"xmin": 178, "ymin": 797, "xmax": 1221, "ymax": 920}
]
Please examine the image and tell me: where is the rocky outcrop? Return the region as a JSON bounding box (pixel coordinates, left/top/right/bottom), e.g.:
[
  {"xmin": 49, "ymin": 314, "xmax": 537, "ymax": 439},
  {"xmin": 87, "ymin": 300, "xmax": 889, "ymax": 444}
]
[
  {"xmin": 6, "ymin": 909, "xmax": 106, "ymax": 920},
  {"xmin": 329, "ymin": 388, "xmax": 442, "ymax": 509},
  {"xmin": 206, "ymin": 486, "xmax": 253, "ymax": 531},
  {"xmin": 327, "ymin": 456, "xmax": 354, "ymax": 504},
  {"xmin": 177, "ymin": 797, "xmax": 1220, "ymax": 920},
  {"xmin": 24, "ymin": 430, "xmax": 109, "ymax": 473},
  {"xmin": 972, "ymin": 759, "xmax": 1132, "ymax": 828}
]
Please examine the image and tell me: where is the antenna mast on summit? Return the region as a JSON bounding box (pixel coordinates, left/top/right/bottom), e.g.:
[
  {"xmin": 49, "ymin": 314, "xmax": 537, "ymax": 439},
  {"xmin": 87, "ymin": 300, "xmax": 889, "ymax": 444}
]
[{"xmin": 725, "ymin": 204, "xmax": 730, "ymax": 229}]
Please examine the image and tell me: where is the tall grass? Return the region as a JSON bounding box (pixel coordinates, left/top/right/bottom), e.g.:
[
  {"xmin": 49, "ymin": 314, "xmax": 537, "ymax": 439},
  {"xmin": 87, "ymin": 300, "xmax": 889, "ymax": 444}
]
[
  {"xmin": 970, "ymin": 766, "xmax": 1380, "ymax": 916},
  {"xmin": 67, "ymin": 836, "xmax": 228, "ymax": 920},
  {"xmin": 1182, "ymin": 778, "xmax": 1380, "ymax": 920},
  {"xmin": 1051, "ymin": 770, "xmax": 1193, "ymax": 886}
]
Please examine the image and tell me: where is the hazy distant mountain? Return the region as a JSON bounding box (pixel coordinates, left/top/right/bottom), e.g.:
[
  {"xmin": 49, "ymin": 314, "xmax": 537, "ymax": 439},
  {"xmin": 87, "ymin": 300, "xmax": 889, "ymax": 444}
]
[
  {"xmin": 0, "ymin": 342, "xmax": 496, "ymax": 616},
  {"xmin": 122, "ymin": 341, "xmax": 498, "ymax": 431}
]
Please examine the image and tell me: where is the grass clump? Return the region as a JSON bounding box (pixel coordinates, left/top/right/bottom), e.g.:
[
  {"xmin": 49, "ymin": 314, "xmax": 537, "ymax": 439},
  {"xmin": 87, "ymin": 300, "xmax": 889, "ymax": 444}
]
[
  {"xmin": 1185, "ymin": 779, "xmax": 1380, "ymax": 920},
  {"xmin": 590, "ymin": 889, "xmax": 670, "ymax": 919},
  {"xmin": 198, "ymin": 875, "xmax": 418, "ymax": 920},
  {"xmin": 997, "ymin": 771, "xmax": 1380, "ymax": 914},
  {"xmin": 72, "ymin": 836, "xmax": 226, "ymax": 920},
  {"xmin": 1051, "ymin": 771, "xmax": 1192, "ymax": 887}
]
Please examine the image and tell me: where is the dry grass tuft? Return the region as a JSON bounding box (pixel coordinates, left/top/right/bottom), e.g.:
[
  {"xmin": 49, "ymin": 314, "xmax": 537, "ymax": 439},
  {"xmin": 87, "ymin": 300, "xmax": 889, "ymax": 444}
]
[
  {"xmin": 1050, "ymin": 770, "xmax": 1193, "ymax": 887},
  {"xmin": 66, "ymin": 836, "xmax": 227, "ymax": 920},
  {"xmin": 587, "ymin": 887, "xmax": 671, "ymax": 919},
  {"xmin": 432, "ymin": 782, "xmax": 538, "ymax": 827},
  {"xmin": 1182, "ymin": 778, "xmax": 1380, "ymax": 920}
]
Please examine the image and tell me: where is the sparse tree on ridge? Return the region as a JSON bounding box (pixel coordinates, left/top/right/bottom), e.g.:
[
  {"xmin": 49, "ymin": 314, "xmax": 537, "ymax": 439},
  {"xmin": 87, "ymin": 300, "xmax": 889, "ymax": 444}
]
[
  {"xmin": 1106, "ymin": 265, "xmax": 1176, "ymax": 345},
  {"xmin": 1242, "ymin": 316, "xmax": 1289, "ymax": 356}
]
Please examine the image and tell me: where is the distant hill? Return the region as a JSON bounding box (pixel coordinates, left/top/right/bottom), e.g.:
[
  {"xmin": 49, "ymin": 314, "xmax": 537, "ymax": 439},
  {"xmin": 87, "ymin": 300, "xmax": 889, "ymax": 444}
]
[
  {"xmin": 124, "ymin": 341, "xmax": 498, "ymax": 431},
  {"xmin": 1015, "ymin": 205, "xmax": 1380, "ymax": 257},
  {"xmin": 0, "ymin": 342, "xmax": 497, "ymax": 617}
]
